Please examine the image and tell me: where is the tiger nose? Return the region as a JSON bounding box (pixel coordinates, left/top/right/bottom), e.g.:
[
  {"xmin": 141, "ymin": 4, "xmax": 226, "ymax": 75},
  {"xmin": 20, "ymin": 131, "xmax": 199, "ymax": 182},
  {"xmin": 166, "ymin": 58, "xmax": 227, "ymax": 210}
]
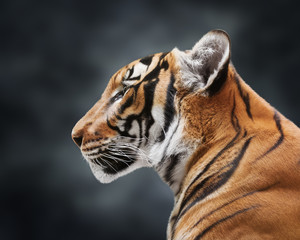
[
  {"xmin": 72, "ymin": 134, "xmax": 83, "ymax": 148},
  {"xmin": 71, "ymin": 127, "xmax": 84, "ymax": 148}
]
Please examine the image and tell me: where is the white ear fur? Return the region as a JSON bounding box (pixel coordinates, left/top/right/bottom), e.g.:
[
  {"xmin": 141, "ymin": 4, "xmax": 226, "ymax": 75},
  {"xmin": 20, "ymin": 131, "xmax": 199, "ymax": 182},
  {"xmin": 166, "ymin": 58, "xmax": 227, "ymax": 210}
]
[{"xmin": 173, "ymin": 30, "xmax": 231, "ymax": 94}]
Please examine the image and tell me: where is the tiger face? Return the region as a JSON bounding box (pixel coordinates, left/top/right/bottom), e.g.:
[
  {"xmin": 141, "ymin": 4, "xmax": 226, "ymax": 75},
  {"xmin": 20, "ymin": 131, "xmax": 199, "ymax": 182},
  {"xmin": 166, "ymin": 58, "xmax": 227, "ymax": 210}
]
[
  {"xmin": 72, "ymin": 30, "xmax": 230, "ymax": 188},
  {"xmin": 72, "ymin": 52, "xmax": 182, "ymax": 183}
]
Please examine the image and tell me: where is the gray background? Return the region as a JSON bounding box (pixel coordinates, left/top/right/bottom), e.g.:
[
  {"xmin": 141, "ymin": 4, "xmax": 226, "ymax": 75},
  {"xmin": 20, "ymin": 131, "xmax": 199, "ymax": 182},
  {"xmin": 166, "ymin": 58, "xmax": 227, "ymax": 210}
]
[{"xmin": 1, "ymin": 0, "xmax": 300, "ymax": 240}]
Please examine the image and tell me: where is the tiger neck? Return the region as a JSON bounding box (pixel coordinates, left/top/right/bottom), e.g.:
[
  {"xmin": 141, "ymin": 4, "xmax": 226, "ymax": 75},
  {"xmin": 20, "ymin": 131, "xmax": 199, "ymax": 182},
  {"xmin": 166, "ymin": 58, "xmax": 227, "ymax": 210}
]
[
  {"xmin": 155, "ymin": 67, "xmax": 276, "ymax": 196},
  {"xmin": 152, "ymin": 116, "xmax": 194, "ymax": 194}
]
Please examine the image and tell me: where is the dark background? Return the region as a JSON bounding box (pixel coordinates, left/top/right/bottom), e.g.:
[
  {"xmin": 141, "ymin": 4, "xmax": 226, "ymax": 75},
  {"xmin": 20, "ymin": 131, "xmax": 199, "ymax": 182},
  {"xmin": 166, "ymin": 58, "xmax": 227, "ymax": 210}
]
[{"xmin": 1, "ymin": 0, "xmax": 299, "ymax": 240}]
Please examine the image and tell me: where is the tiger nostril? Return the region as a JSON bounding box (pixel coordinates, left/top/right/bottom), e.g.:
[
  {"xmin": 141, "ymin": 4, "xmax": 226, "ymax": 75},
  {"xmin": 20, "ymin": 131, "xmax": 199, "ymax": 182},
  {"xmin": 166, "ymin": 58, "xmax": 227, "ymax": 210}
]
[{"xmin": 73, "ymin": 136, "xmax": 83, "ymax": 148}]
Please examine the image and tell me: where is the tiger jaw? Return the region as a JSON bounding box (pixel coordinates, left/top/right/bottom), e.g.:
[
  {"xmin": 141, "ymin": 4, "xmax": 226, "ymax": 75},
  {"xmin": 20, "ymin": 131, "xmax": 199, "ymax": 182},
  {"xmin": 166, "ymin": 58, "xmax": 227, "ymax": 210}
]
[
  {"xmin": 82, "ymin": 146, "xmax": 136, "ymax": 175},
  {"xmin": 80, "ymin": 136, "xmax": 153, "ymax": 182},
  {"xmin": 88, "ymin": 156, "xmax": 151, "ymax": 184},
  {"xmin": 83, "ymin": 150, "xmax": 150, "ymax": 183}
]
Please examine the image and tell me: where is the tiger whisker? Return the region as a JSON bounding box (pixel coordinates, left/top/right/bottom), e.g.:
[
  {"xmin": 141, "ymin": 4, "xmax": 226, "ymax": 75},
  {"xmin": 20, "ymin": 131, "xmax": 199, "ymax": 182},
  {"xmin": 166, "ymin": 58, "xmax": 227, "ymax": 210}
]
[
  {"xmin": 91, "ymin": 157, "xmax": 105, "ymax": 168},
  {"xmin": 117, "ymin": 136, "xmax": 147, "ymax": 142},
  {"xmin": 99, "ymin": 156, "xmax": 118, "ymax": 173},
  {"xmin": 106, "ymin": 148, "xmax": 136, "ymax": 159},
  {"xmin": 102, "ymin": 153, "xmax": 132, "ymax": 166},
  {"xmin": 109, "ymin": 143, "xmax": 149, "ymax": 161}
]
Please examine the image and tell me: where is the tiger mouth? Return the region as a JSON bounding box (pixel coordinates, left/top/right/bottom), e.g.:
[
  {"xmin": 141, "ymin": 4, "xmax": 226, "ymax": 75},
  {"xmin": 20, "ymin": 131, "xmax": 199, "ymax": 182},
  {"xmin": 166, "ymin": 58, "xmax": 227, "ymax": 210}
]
[{"xmin": 85, "ymin": 148, "xmax": 136, "ymax": 174}]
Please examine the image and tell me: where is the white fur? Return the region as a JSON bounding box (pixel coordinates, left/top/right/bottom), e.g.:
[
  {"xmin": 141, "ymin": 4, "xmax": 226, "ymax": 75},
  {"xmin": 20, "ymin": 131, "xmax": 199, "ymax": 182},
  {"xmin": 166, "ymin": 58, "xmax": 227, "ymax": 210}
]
[
  {"xmin": 123, "ymin": 62, "xmax": 149, "ymax": 85},
  {"xmin": 128, "ymin": 120, "xmax": 139, "ymax": 136},
  {"xmin": 89, "ymin": 155, "xmax": 151, "ymax": 183},
  {"xmin": 148, "ymin": 116, "xmax": 180, "ymax": 165},
  {"xmin": 149, "ymin": 105, "xmax": 166, "ymax": 140},
  {"xmin": 130, "ymin": 62, "xmax": 148, "ymax": 78}
]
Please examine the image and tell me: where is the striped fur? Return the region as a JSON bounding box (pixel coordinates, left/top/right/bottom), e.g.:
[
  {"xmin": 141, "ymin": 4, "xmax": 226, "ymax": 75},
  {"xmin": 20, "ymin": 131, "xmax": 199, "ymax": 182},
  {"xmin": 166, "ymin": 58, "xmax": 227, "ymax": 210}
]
[{"xmin": 72, "ymin": 30, "xmax": 300, "ymax": 239}]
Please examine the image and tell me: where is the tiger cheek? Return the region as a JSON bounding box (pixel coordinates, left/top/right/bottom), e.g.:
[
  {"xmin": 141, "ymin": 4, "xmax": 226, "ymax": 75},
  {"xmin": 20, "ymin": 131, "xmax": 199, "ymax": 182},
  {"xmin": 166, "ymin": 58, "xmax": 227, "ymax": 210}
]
[
  {"xmin": 130, "ymin": 87, "xmax": 145, "ymax": 114},
  {"xmin": 116, "ymin": 86, "xmax": 142, "ymax": 117}
]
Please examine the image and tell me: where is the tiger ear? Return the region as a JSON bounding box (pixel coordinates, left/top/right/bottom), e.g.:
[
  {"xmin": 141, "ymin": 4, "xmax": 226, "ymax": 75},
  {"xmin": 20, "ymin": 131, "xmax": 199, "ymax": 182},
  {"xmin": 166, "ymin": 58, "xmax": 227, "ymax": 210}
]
[{"xmin": 174, "ymin": 30, "xmax": 231, "ymax": 96}]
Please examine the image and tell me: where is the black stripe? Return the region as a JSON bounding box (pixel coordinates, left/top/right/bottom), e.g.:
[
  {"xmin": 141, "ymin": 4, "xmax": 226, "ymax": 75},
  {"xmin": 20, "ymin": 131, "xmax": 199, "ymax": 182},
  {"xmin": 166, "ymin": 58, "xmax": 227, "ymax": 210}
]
[
  {"xmin": 107, "ymin": 114, "xmax": 137, "ymax": 138},
  {"xmin": 160, "ymin": 59, "xmax": 169, "ymax": 70},
  {"xmin": 265, "ymin": 111, "xmax": 284, "ymax": 154},
  {"xmin": 143, "ymin": 53, "xmax": 169, "ymax": 82},
  {"xmin": 231, "ymin": 95, "xmax": 241, "ymax": 132},
  {"xmin": 255, "ymin": 110, "xmax": 284, "ymax": 161},
  {"xmin": 127, "ymin": 67, "xmax": 134, "ymax": 79},
  {"xmin": 119, "ymin": 94, "xmax": 134, "ymax": 114},
  {"xmin": 164, "ymin": 154, "xmax": 181, "ymax": 185},
  {"xmin": 194, "ymin": 205, "xmax": 260, "ymax": 240},
  {"xmin": 160, "ymin": 52, "xmax": 169, "ymax": 60},
  {"xmin": 143, "ymin": 79, "xmax": 159, "ymax": 140},
  {"xmin": 125, "ymin": 55, "xmax": 154, "ymax": 81},
  {"xmin": 235, "ymin": 75, "xmax": 253, "ymax": 120},
  {"xmin": 170, "ymin": 215, "xmax": 177, "ymax": 223},
  {"xmin": 158, "ymin": 73, "xmax": 176, "ymax": 141},
  {"xmin": 178, "ymin": 174, "xmax": 214, "ymax": 218},
  {"xmin": 173, "ymin": 137, "xmax": 252, "ymax": 238},
  {"xmin": 140, "ymin": 55, "xmax": 153, "ymax": 66},
  {"xmin": 106, "ymin": 118, "xmax": 120, "ymax": 132},
  {"xmin": 127, "ymin": 75, "xmax": 141, "ymax": 81}
]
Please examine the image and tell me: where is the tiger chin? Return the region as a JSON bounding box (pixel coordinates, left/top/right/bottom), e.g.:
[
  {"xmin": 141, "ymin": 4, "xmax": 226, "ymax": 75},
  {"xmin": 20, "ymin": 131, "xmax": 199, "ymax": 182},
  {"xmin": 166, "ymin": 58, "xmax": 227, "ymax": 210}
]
[{"xmin": 72, "ymin": 30, "xmax": 300, "ymax": 239}]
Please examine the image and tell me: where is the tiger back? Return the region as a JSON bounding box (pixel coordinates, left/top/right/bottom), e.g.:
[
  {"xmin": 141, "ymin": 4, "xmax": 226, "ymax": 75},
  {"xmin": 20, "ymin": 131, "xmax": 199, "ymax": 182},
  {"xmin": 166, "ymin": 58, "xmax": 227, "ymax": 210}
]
[{"xmin": 72, "ymin": 30, "xmax": 300, "ymax": 239}]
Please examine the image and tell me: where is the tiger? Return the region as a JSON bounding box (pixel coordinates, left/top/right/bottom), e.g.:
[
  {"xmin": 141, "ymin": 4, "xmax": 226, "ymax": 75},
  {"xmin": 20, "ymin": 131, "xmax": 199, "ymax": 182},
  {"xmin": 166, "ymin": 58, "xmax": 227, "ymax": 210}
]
[{"xmin": 72, "ymin": 30, "xmax": 300, "ymax": 239}]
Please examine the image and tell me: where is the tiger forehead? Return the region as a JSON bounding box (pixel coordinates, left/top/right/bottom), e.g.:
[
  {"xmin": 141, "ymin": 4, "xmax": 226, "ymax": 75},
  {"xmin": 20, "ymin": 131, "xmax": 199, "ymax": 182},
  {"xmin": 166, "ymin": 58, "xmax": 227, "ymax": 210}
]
[{"xmin": 112, "ymin": 52, "xmax": 170, "ymax": 86}]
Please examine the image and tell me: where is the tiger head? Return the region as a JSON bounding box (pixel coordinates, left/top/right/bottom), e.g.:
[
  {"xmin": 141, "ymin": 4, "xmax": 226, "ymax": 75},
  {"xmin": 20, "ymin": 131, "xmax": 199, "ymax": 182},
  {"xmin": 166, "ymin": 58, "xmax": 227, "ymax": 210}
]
[{"xmin": 72, "ymin": 30, "xmax": 231, "ymax": 189}]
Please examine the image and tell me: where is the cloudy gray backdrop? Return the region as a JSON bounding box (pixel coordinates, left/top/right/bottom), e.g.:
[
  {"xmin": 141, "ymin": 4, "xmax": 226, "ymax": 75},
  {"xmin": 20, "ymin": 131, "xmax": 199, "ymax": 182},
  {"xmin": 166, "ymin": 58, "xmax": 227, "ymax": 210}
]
[{"xmin": 1, "ymin": 0, "xmax": 300, "ymax": 240}]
